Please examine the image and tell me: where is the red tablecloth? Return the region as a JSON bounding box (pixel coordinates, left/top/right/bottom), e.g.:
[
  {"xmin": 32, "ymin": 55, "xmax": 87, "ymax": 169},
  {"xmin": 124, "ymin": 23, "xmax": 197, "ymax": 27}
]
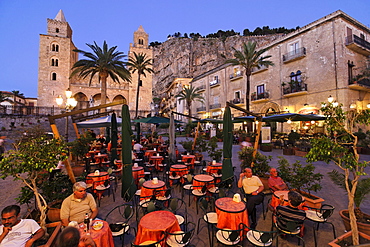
[
  {"xmin": 132, "ymin": 166, "xmax": 145, "ymax": 184},
  {"xmin": 170, "ymin": 164, "xmax": 188, "ymax": 185},
  {"xmin": 140, "ymin": 180, "xmax": 166, "ymax": 200},
  {"xmin": 149, "ymin": 156, "xmax": 164, "ymax": 170},
  {"xmin": 86, "ymin": 172, "xmax": 109, "ymax": 188},
  {"xmin": 206, "ymin": 163, "xmax": 222, "ymax": 174},
  {"xmin": 78, "ymin": 220, "xmax": 114, "ymax": 247},
  {"xmin": 135, "ymin": 211, "xmax": 181, "ymax": 246},
  {"xmin": 193, "ymin": 174, "xmax": 214, "ymax": 189},
  {"xmin": 144, "ymin": 150, "xmax": 157, "ymax": 157},
  {"xmin": 182, "ymin": 155, "xmax": 195, "ymax": 169},
  {"xmin": 215, "ymin": 197, "xmax": 249, "ymax": 231}
]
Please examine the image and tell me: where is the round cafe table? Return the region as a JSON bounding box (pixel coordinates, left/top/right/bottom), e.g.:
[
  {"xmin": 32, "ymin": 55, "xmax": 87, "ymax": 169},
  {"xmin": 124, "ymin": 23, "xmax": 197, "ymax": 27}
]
[
  {"xmin": 134, "ymin": 211, "xmax": 181, "ymax": 245},
  {"xmin": 170, "ymin": 164, "xmax": 188, "ymax": 185},
  {"xmin": 140, "ymin": 180, "xmax": 166, "ymax": 200},
  {"xmin": 215, "ymin": 197, "xmax": 249, "ymax": 231},
  {"xmin": 206, "ymin": 163, "xmax": 222, "ymax": 174},
  {"xmin": 193, "ymin": 174, "xmax": 214, "ymax": 190},
  {"xmin": 132, "ymin": 166, "xmax": 144, "ymax": 184},
  {"xmin": 86, "ymin": 172, "xmax": 109, "ymax": 188},
  {"xmin": 78, "ymin": 220, "xmax": 114, "ymax": 247}
]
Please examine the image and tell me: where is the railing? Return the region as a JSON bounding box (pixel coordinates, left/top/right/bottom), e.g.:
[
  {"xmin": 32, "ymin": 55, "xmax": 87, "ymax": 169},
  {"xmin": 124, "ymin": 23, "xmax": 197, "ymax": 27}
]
[
  {"xmin": 251, "ymin": 92, "xmax": 270, "ymax": 101},
  {"xmin": 252, "ymin": 65, "xmax": 268, "ymax": 73},
  {"xmin": 209, "ymin": 79, "xmax": 221, "ymax": 87},
  {"xmin": 349, "ymin": 78, "xmax": 370, "ymax": 87},
  {"xmin": 346, "ymin": 34, "xmax": 370, "ymax": 51},
  {"xmin": 283, "ymin": 83, "xmax": 308, "ymax": 95},
  {"xmin": 229, "ymin": 71, "xmax": 242, "ymax": 80},
  {"xmin": 282, "ymin": 47, "xmax": 306, "ymax": 62},
  {"xmin": 197, "ymin": 85, "xmax": 206, "ymax": 91},
  {"xmin": 231, "ymin": 98, "xmax": 244, "ymax": 104},
  {"xmin": 210, "ymin": 103, "xmax": 221, "ymax": 109},
  {"xmin": 196, "ymin": 106, "xmax": 206, "ymax": 112}
]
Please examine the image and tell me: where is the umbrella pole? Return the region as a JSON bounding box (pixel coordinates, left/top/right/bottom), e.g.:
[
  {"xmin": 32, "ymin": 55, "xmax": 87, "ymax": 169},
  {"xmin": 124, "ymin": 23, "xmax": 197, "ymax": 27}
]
[
  {"xmin": 252, "ymin": 121, "xmax": 262, "ymax": 163},
  {"xmin": 192, "ymin": 122, "xmax": 201, "ymax": 152}
]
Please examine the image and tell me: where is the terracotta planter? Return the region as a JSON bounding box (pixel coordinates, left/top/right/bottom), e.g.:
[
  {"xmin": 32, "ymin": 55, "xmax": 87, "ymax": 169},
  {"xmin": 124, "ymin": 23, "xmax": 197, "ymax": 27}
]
[
  {"xmin": 47, "ymin": 200, "xmax": 62, "ymax": 222},
  {"xmin": 328, "ymin": 230, "xmax": 370, "ymax": 246},
  {"xmin": 296, "ymin": 190, "xmax": 325, "ymax": 209},
  {"xmin": 339, "ymin": 209, "xmax": 370, "ymax": 236},
  {"xmin": 294, "ymin": 150, "xmax": 308, "ymax": 157},
  {"xmin": 71, "ymin": 164, "xmax": 85, "ymax": 177},
  {"xmin": 260, "ymin": 145, "xmax": 273, "ymax": 152}
]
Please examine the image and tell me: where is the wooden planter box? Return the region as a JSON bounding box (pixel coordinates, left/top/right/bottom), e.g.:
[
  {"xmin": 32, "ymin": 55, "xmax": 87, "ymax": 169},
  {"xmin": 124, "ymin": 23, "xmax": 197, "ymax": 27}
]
[
  {"xmin": 283, "ymin": 148, "xmax": 295, "ymax": 155},
  {"xmin": 328, "ymin": 230, "xmax": 370, "ymax": 246},
  {"xmin": 260, "ymin": 145, "xmax": 273, "ymax": 152},
  {"xmin": 296, "ymin": 190, "xmax": 325, "ymax": 209},
  {"xmin": 340, "ymin": 209, "xmax": 370, "ymax": 236},
  {"xmin": 294, "ymin": 150, "xmax": 308, "ymax": 157}
]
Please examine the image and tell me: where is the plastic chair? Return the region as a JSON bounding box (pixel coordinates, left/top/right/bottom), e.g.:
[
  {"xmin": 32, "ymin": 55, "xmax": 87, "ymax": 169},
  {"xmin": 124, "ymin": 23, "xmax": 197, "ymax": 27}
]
[
  {"xmin": 197, "ymin": 196, "xmax": 218, "ymax": 246},
  {"xmin": 241, "ymin": 223, "xmax": 277, "ymax": 246},
  {"xmin": 104, "ymin": 203, "xmax": 135, "ymax": 247},
  {"xmin": 273, "ymin": 212, "xmax": 305, "ymax": 246},
  {"xmin": 166, "ymin": 222, "xmax": 195, "ymax": 247},
  {"xmin": 304, "ymin": 204, "xmax": 336, "ymax": 247}
]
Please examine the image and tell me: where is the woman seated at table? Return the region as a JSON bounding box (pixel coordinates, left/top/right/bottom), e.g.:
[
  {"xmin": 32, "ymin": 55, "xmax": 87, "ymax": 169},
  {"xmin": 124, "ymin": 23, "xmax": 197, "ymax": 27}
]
[{"xmin": 60, "ymin": 182, "xmax": 98, "ymax": 227}]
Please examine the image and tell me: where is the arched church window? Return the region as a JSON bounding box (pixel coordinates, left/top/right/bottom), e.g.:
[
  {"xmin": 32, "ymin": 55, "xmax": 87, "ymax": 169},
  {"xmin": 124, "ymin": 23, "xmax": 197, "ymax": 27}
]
[
  {"xmin": 138, "ymin": 39, "xmax": 144, "ymax": 45},
  {"xmin": 56, "ymin": 28, "xmax": 59, "ymax": 33},
  {"xmin": 52, "ymin": 73, "xmax": 57, "ymax": 80}
]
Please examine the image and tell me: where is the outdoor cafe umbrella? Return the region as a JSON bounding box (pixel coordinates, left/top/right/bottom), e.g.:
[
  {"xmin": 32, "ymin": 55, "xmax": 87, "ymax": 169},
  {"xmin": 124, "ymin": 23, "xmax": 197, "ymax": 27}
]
[
  {"xmin": 222, "ymin": 106, "xmax": 234, "ymax": 182},
  {"xmin": 169, "ymin": 113, "xmax": 176, "ymax": 164},
  {"xmin": 263, "ymin": 113, "xmax": 326, "ymax": 122},
  {"xmin": 233, "ymin": 115, "xmax": 258, "ymax": 123},
  {"xmin": 110, "ymin": 112, "xmax": 118, "ymax": 166},
  {"xmin": 192, "ymin": 118, "xmax": 223, "ymax": 124},
  {"xmin": 121, "ymin": 104, "xmax": 136, "ymax": 202},
  {"xmin": 132, "ymin": 116, "xmax": 180, "ymax": 124}
]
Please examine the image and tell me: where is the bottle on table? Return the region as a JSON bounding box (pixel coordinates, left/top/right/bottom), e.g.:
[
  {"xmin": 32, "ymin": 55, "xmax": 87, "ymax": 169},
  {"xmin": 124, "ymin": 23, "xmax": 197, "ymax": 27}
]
[{"xmin": 84, "ymin": 213, "xmax": 90, "ymax": 232}]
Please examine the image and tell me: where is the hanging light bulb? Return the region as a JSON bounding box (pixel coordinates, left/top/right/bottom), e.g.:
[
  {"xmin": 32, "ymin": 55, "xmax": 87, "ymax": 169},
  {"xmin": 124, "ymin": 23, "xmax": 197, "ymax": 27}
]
[
  {"xmin": 350, "ymin": 103, "xmax": 356, "ymax": 109},
  {"xmin": 367, "ymin": 103, "xmax": 370, "ymax": 109},
  {"xmin": 311, "ymin": 120, "xmax": 315, "ymax": 124},
  {"xmin": 287, "ymin": 119, "xmax": 292, "ymax": 124},
  {"xmin": 328, "ymin": 95, "xmax": 334, "ymax": 103},
  {"xmin": 255, "ymin": 120, "xmax": 259, "ymax": 125},
  {"xmin": 333, "ymin": 101, "xmax": 339, "ymax": 107},
  {"xmin": 321, "ymin": 103, "xmax": 327, "ymax": 108}
]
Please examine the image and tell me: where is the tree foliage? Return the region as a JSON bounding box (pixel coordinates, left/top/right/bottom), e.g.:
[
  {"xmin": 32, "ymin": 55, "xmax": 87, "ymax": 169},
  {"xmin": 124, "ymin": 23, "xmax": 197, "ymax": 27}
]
[{"xmin": 175, "ymin": 85, "xmax": 204, "ymax": 122}]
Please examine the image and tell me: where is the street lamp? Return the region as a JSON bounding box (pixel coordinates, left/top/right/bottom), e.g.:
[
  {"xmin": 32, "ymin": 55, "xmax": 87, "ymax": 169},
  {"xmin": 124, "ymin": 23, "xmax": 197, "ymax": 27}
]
[{"xmin": 56, "ymin": 88, "xmax": 77, "ymax": 142}]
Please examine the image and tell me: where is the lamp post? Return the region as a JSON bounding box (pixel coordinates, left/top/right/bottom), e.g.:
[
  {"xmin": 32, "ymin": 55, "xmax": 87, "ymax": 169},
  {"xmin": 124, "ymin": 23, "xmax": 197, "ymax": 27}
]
[{"xmin": 56, "ymin": 88, "xmax": 77, "ymax": 142}]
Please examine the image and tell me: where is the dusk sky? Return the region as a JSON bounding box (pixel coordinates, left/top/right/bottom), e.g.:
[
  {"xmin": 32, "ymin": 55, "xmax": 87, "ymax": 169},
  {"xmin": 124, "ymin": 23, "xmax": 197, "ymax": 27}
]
[{"xmin": 0, "ymin": 0, "xmax": 369, "ymax": 98}]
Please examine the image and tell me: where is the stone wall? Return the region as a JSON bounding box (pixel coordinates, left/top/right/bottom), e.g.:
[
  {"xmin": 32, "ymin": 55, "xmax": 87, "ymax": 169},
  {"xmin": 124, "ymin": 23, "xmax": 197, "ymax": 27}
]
[{"xmin": 152, "ymin": 34, "xmax": 283, "ymax": 96}]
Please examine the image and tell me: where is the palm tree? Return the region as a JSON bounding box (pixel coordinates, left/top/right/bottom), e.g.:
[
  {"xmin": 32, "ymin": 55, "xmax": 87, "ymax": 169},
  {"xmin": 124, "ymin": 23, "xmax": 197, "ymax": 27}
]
[
  {"xmin": 70, "ymin": 41, "xmax": 131, "ymax": 107},
  {"xmin": 225, "ymin": 41, "xmax": 274, "ymax": 111},
  {"xmin": 126, "ymin": 52, "xmax": 154, "ymax": 118},
  {"xmin": 175, "ymin": 85, "xmax": 204, "ymax": 123}
]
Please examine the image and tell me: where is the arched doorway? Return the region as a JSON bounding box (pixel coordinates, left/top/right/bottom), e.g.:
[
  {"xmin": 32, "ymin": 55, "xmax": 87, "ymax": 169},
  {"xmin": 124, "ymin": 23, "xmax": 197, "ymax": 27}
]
[{"xmin": 74, "ymin": 92, "xmax": 88, "ymax": 110}]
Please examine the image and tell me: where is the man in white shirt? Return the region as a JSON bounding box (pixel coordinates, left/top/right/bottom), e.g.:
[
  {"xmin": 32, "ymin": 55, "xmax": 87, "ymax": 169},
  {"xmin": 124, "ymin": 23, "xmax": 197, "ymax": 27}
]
[
  {"xmin": 0, "ymin": 205, "xmax": 45, "ymax": 247},
  {"xmin": 238, "ymin": 168, "xmax": 264, "ymax": 228}
]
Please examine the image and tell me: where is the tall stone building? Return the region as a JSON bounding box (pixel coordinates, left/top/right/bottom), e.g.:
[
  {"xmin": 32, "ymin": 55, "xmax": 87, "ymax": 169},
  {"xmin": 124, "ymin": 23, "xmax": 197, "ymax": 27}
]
[{"xmin": 37, "ymin": 10, "xmax": 152, "ymax": 117}]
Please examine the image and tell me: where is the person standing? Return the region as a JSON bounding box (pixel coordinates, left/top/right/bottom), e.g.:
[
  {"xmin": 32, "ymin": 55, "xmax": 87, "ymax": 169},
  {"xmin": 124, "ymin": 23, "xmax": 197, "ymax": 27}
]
[{"xmin": 238, "ymin": 168, "xmax": 264, "ymax": 228}]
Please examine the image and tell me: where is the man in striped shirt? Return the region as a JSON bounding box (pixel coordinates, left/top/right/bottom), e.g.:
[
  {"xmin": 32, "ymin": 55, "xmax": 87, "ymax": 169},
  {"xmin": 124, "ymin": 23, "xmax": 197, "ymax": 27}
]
[{"xmin": 276, "ymin": 190, "xmax": 306, "ymax": 231}]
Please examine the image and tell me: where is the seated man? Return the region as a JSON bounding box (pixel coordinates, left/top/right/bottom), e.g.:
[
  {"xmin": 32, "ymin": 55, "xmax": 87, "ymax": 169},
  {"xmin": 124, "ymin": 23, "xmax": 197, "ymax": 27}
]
[
  {"xmin": 275, "ymin": 190, "xmax": 306, "ymax": 231},
  {"xmin": 237, "ymin": 168, "xmax": 264, "ymax": 228},
  {"xmin": 133, "ymin": 141, "xmax": 143, "ymax": 153},
  {"xmin": 56, "ymin": 226, "xmax": 96, "ymax": 247},
  {"xmin": 0, "ymin": 204, "xmax": 45, "ymax": 247},
  {"xmin": 61, "ymin": 182, "xmax": 98, "ymax": 227},
  {"xmin": 268, "ymin": 168, "xmax": 288, "ymax": 192}
]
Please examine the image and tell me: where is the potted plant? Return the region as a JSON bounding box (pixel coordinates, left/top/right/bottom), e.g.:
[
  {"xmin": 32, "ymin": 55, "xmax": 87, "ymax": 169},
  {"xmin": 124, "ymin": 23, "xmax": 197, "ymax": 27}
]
[
  {"xmin": 260, "ymin": 143, "xmax": 273, "ymax": 152},
  {"xmin": 328, "ymin": 230, "xmax": 370, "ymax": 247},
  {"xmin": 0, "ymin": 127, "xmax": 68, "ymax": 232},
  {"xmin": 238, "ymin": 147, "xmax": 271, "ymax": 190},
  {"xmin": 207, "ymin": 136, "xmax": 223, "ymax": 162},
  {"xmin": 306, "ymin": 100, "xmax": 370, "ymax": 245},
  {"xmin": 277, "ymin": 156, "xmax": 324, "ymax": 208}
]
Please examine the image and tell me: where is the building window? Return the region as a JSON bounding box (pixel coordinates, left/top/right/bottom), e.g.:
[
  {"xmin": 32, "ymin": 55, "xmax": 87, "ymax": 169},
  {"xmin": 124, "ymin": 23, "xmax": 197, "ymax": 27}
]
[
  {"xmin": 52, "ymin": 73, "xmax": 57, "ymax": 80},
  {"xmin": 290, "ymin": 70, "xmax": 302, "ymax": 82},
  {"xmin": 56, "ymin": 28, "xmax": 59, "ymax": 33},
  {"xmin": 257, "ymin": 85, "xmax": 265, "ymax": 95},
  {"xmin": 348, "ymin": 60, "xmax": 355, "ymax": 83},
  {"xmin": 289, "ymin": 41, "xmax": 300, "ymax": 53},
  {"xmin": 52, "ymin": 44, "xmax": 59, "ymax": 52},
  {"xmin": 51, "ymin": 59, "xmax": 58, "ymax": 66},
  {"xmin": 235, "ymin": 91, "xmax": 240, "ymax": 99},
  {"xmin": 138, "ymin": 39, "xmax": 144, "ymax": 45}
]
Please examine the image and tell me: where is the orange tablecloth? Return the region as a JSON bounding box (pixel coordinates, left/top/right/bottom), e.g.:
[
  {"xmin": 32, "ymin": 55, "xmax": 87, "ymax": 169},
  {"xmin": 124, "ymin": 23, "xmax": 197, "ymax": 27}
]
[
  {"xmin": 94, "ymin": 154, "xmax": 108, "ymax": 164},
  {"xmin": 270, "ymin": 190, "xmax": 307, "ymax": 210},
  {"xmin": 135, "ymin": 211, "xmax": 181, "ymax": 245},
  {"xmin": 114, "ymin": 160, "xmax": 122, "ymax": 169},
  {"xmin": 86, "ymin": 172, "xmax": 109, "ymax": 187},
  {"xmin": 170, "ymin": 164, "xmax": 188, "ymax": 185},
  {"xmin": 182, "ymin": 155, "xmax": 195, "ymax": 169},
  {"xmin": 78, "ymin": 220, "xmax": 114, "ymax": 247},
  {"xmin": 132, "ymin": 166, "xmax": 145, "ymax": 183},
  {"xmin": 206, "ymin": 163, "xmax": 222, "ymax": 174},
  {"xmin": 140, "ymin": 180, "xmax": 166, "ymax": 200},
  {"xmin": 149, "ymin": 156, "xmax": 164, "ymax": 170},
  {"xmin": 215, "ymin": 197, "xmax": 249, "ymax": 231},
  {"xmin": 193, "ymin": 174, "xmax": 214, "ymax": 189},
  {"xmin": 144, "ymin": 150, "xmax": 157, "ymax": 158}
]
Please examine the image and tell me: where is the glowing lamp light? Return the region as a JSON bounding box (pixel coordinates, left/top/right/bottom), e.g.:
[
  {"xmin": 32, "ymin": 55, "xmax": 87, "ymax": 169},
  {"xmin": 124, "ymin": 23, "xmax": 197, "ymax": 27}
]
[
  {"xmin": 311, "ymin": 120, "xmax": 315, "ymax": 124},
  {"xmin": 350, "ymin": 103, "xmax": 356, "ymax": 109},
  {"xmin": 333, "ymin": 101, "xmax": 339, "ymax": 107},
  {"xmin": 65, "ymin": 88, "xmax": 72, "ymax": 98},
  {"xmin": 255, "ymin": 120, "xmax": 259, "ymax": 125},
  {"xmin": 367, "ymin": 103, "xmax": 370, "ymax": 109},
  {"xmin": 244, "ymin": 121, "xmax": 247, "ymax": 125},
  {"xmin": 56, "ymin": 95, "xmax": 63, "ymax": 106},
  {"xmin": 328, "ymin": 95, "xmax": 334, "ymax": 103},
  {"xmin": 287, "ymin": 119, "xmax": 292, "ymax": 124}
]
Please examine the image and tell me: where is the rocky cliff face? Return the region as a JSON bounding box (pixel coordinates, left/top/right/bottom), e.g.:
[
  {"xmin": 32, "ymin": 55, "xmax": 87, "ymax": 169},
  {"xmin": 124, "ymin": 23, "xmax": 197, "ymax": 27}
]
[{"xmin": 152, "ymin": 34, "xmax": 283, "ymax": 96}]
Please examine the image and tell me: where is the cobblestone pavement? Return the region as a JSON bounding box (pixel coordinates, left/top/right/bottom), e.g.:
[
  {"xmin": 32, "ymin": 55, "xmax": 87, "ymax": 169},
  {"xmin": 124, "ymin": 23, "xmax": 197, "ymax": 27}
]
[{"xmin": 0, "ymin": 136, "xmax": 369, "ymax": 246}]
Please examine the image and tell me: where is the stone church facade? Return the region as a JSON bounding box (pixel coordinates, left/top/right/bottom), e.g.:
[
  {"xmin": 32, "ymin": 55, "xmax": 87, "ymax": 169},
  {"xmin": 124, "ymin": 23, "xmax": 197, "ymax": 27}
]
[{"xmin": 37, "ymin": 10, "xmax": 152, "ymax": 117}]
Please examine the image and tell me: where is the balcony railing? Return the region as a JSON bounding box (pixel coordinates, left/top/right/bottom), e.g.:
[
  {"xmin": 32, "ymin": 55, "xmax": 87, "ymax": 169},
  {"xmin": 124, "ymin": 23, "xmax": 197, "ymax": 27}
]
[
  {"xmin": 282, "ymin": 47, "xmax": 306, "ymax": 63},
  {"xmin": 229, "ymin": 71, "xmax": 242, "ymax": 80},
  {"xmin": 196, "ymin": 106, "xmax": 206, "ymax": 112},
  {"xmin": 231, "ymin": 98, "xmax": 244, "ymax": 104},
  {"xmin": 210, "ymin": 103, "xmax": 221, "ymax": 109},
  {"xmin": 283, "ymin": 83, "xmax": 308, "ymax": 95},
  {"xmin": 197, "ymin": 84, "xmax": 206, "ymax": 91},
  {"xmin": 346, "ymin": 35, "xmax": 370, "ymax": 56},
  {"xmin": 252, "ymin": 65, "xmax": 268, "ymax": 74},
  {"xmin": 210, "ymin": 79, "xmax": 221, "ymax": 87},
  {"xmin": 251, "ymin": 92, "xmax": 270, "ymax": 101}
]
